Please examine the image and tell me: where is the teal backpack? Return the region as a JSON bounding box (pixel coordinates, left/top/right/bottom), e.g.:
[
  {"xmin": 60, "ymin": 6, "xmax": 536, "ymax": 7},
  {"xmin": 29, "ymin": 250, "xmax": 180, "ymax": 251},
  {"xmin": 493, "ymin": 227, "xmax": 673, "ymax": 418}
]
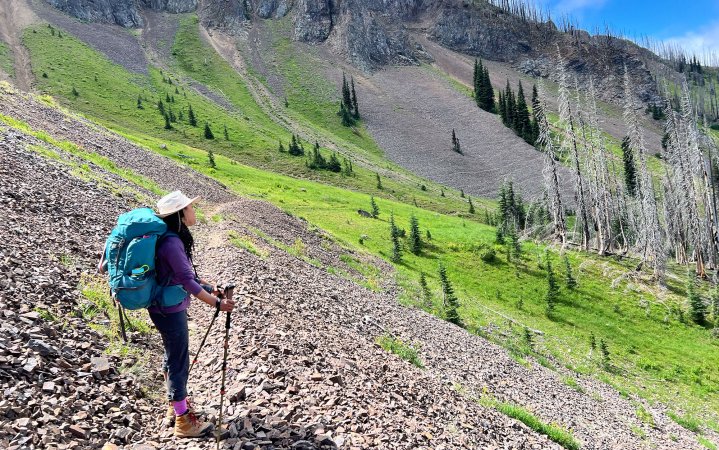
[{"xmin": 104, "ymin": 208, "xmax": 187, "ymax": 311}]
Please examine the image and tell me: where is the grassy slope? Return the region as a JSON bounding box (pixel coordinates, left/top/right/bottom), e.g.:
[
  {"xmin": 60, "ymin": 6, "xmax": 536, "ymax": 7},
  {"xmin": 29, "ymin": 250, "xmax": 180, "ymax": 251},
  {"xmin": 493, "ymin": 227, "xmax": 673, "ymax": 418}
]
[
  {"xmin": 19, "ymin": 22, "xmax": 719, "ymax": 432},
  {"xmin": 0, "ymin": 41, "xmax": 14, "ymax": 78}
]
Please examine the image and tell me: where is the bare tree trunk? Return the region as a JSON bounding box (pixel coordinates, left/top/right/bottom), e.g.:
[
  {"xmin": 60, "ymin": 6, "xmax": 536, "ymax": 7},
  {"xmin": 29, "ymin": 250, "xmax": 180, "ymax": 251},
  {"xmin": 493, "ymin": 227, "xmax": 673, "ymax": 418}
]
[{"xmin": 537, "ymin": 82, "xmax": 567, "ymax": 246}]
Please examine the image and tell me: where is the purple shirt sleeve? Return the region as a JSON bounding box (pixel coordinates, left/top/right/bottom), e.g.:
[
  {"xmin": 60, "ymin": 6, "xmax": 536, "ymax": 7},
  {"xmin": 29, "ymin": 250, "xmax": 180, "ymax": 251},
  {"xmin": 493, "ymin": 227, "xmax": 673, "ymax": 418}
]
[{"xmin": 157, "ymin": 236, "xmax": 203, "ymax": 296}]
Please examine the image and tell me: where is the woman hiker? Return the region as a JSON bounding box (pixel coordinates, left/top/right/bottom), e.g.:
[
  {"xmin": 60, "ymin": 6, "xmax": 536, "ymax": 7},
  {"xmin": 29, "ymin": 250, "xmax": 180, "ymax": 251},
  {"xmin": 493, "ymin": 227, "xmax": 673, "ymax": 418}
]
[
  {"xmin": 100, "ymin": 191, "xmax": 236, "ymax": 438},
  {"xmin": 152, "ymin": 191, "xmax": 236, "ymax": 438}
]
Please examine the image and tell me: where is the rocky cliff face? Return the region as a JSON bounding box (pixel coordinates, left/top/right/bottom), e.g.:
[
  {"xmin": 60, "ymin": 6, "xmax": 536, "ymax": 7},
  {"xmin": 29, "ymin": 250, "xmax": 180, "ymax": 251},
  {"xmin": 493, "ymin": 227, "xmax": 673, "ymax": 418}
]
[
  {"xmin": 44, "ymin": 0, "xmax": 197, "ymax": 27},
  {"xmin": 45, "ymin": 0, "xmax": 144, "ymax": 28},
  {"xmin": 44, "ymin": 0, "xmax": 666, "ymax": 103}
]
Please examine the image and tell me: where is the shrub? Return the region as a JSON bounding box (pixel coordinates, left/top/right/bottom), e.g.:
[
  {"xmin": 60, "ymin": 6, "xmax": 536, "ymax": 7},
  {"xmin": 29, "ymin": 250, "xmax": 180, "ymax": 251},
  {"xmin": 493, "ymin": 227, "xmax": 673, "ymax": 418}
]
[{"xmin": 376, "ymin": 334, "xmax": 423, "ymax": 368}]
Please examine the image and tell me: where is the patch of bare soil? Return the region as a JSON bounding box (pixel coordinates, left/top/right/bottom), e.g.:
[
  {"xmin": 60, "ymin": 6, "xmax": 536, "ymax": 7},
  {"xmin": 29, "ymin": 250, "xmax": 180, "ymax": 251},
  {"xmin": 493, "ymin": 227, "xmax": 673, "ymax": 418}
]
[
  {"xmin": 30, "ymin": 0, "xmax": 148, "ymax": 74},
  {"xmin": 0, "ymin": 0, "xmax": 38, "ymax": 91}
]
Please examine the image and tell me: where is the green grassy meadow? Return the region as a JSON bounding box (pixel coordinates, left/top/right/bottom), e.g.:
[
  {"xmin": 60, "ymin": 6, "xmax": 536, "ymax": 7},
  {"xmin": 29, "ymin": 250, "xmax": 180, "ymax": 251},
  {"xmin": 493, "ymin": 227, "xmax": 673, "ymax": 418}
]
[
  {"xmin": 16, "ymin": 20, "xmax": 719, "ymax": 434},
  {"xmin": 0, "ymin": 41, "xmax": 14, "ymax": 78}
]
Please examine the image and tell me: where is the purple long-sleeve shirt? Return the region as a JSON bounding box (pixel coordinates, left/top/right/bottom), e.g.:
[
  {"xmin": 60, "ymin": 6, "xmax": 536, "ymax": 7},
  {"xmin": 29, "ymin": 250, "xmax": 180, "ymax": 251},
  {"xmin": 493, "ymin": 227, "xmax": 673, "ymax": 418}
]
[{"xmin": 148, "ymin": 235, "xmax": 202, "ymax": 313}]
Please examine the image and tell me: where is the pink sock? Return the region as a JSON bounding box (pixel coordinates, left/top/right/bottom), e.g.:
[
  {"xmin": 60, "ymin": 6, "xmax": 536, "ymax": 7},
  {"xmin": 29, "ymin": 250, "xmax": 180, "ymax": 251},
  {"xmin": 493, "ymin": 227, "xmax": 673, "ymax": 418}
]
[{"xmin": 173, "ymin": 398, "xmax": 188, "ymax": 416}]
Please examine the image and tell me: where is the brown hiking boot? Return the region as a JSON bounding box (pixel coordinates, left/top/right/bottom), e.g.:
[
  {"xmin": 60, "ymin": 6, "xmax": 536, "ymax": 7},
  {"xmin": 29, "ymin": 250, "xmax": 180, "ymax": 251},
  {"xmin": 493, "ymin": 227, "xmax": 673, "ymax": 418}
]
[
  {"xmin": 164, "ymin": 402, "xmax": 175, "ymax": 427},
  {"xmin": 174, "ymin": 409, "xmax": 214, "ymax": 438}
]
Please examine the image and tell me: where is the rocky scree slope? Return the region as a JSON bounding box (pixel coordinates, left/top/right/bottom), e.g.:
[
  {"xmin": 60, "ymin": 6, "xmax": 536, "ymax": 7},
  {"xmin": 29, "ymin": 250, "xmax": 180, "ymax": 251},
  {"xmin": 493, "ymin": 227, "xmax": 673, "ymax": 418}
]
[
  {"xmin": 0, "ymin": 86, "xmax": 558, "ymax": 449},
  {"xmin": 1, "ymin": 86, "xmax": 713, "ymax": 449},
  {"xmin": 41, "ymin": 0, "xmax": 671, "ymax": 106}
]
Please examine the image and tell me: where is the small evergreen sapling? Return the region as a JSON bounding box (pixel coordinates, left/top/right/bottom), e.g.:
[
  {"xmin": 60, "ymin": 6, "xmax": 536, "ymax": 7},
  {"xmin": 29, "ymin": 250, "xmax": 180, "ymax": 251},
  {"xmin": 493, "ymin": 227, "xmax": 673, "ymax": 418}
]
[
  {"xmin": 419, "ymin": 271, "xmax": 432, "ymax": 309},
  {"xmin": 687, "ymin": 270, "xmax": 706, "ymax": 325},
  {"xmin": 545, "ymin": 257, "xmax": 559, "ymax": 317},
  {"xmin": 223, "ymin": 125, "xmax": 229, "ymax": 140},
  {"xmin": 164, "ymin": 114, "xmax": 172, "ymax": 130},
  {"xmin": 188, "ymin": 104, "xmax": 197, "ymax": 126},
  {"xmin": 438, "ymin": 262, "xmax": 461, "ymax": 326},
  {"xmin": 563, "ymin": 254, "xmax": 577, "ymax": 290},
  {"xmin": 376, "ymin": 173, "xmax": 382, "ymax": 190},
  {"xmin": 600, "ymin": 339, "xmax": 610, "ymax": 366},
  {"xmin": 370, "ymin": 196, "xmax": 379, "ymax": 218},
  {"xmin": 409, "ymin": 215, "xmax": 422, "ymax": 255},
  {"xmin": 468, "ymin": 196, "xmax": 475, "ymax": 214},
  {"xmin": 208, "ymin": 149, "xmax": 216, "ymax": 169},
  {"xmin": 390, "ymin": 212, "xmax": 402, "ymax": 263},
  {"xmin": 204, "ymin": 122, "xmax": 214, "ymax": 139}
]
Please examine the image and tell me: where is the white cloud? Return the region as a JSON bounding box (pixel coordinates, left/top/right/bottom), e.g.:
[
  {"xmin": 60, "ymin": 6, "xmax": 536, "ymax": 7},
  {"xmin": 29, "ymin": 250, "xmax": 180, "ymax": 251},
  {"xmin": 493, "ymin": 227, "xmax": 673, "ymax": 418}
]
[{"xmin": 663, "ymin": 20, "xmax": 719, "ymax": 64}]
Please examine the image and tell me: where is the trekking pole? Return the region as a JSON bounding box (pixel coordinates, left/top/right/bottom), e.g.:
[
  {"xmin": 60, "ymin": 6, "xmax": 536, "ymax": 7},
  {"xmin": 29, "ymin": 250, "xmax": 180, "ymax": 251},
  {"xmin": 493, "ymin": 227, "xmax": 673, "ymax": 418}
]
[
  {"xmin": 189, "ymin": 284, "xmax": 234, "ymax": 377},
  {"xmin": 116, "ymin": 301, "xmax": 128, "ymax": 343},
  {"xmin": 216, "ymin": 309, "xmax": 232, "ymax": 449},
  {"xmin": 188, "ymin": 305, "xmax": 220, "ymax": 378}
]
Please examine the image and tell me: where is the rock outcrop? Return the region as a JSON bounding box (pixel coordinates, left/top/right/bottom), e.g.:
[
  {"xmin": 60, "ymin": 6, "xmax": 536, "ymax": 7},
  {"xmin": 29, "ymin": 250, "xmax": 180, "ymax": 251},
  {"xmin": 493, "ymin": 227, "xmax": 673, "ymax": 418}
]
[{"xmin": 42, "ymin": 0, "xmax": 668, "ymax": 105}]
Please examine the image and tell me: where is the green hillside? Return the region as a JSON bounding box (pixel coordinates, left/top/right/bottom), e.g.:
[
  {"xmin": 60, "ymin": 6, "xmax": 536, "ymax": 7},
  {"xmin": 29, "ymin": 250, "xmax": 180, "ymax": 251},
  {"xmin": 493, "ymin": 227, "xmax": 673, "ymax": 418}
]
[{"xmin": 19, "ymin": 20, "xmax": 719, "ymax": 435}]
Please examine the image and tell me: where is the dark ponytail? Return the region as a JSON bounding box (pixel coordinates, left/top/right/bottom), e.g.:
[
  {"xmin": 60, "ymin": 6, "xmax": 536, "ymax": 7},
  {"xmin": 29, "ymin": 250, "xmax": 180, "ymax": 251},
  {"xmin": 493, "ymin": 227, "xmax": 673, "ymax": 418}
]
[{"xmin": 162, "ymin": 210, "xmax": 195, "ymax": 262}]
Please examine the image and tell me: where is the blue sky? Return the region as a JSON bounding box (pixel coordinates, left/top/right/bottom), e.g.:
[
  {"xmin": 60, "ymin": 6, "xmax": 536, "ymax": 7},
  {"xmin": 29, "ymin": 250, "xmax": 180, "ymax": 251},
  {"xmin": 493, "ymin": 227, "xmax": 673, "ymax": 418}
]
[{"xmin": 538, "ymin": 0, "xmax": 719, "ymax": 61}]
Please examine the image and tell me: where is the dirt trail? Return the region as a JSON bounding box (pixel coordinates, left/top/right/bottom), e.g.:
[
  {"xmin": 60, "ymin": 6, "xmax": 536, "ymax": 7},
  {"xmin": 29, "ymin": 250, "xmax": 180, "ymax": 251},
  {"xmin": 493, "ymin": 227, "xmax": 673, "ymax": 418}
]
[{"xmin": 0, "ymin": 0, "xmax": 37, "ymax": 91}]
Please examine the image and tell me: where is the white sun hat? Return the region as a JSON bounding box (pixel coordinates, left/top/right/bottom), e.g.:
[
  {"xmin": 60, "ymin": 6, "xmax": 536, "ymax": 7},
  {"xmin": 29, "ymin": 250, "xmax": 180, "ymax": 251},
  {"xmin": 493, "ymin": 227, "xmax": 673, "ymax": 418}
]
[{"xmin": 156, "ymin": 191, "xmax": 200, "ymax": 218}]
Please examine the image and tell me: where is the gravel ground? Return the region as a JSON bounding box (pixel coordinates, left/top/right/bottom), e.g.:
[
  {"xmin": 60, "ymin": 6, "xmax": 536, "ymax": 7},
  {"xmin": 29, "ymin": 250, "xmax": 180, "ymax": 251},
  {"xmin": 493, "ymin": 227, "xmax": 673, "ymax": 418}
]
[{"xmin": 1, "ymin": 84, "xmax": 714, "ymax": 449}]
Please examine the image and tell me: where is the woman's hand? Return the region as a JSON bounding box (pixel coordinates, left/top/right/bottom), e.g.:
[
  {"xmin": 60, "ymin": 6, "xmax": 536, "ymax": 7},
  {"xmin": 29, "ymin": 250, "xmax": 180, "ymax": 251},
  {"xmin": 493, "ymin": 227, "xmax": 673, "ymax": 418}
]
[{"xmin": 219, "ymin": 298, "xmax": 235, "ymax": 312}]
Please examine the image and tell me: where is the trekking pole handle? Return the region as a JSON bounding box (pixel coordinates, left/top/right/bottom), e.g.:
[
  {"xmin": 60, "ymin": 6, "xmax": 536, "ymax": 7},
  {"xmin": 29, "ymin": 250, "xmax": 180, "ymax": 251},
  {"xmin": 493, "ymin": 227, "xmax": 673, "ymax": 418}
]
[{"xmin": 225, "ymin": 310, "xmax": 231, "ymax": 329}]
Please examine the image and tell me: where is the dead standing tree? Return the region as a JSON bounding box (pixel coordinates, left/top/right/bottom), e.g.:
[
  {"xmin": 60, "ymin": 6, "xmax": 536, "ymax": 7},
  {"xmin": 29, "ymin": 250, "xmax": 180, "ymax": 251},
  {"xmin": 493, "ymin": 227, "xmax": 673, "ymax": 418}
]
[
  {"xmin": 556, "ymin": 49, "xmax": 592, "ymax": 251},
  {"xmin": 536, "ymin": 82, "xmax": 567, "ymax": 246},
  {"xmin": 623, "ymin": 67, "xmax": 666, "ymax": 280}
]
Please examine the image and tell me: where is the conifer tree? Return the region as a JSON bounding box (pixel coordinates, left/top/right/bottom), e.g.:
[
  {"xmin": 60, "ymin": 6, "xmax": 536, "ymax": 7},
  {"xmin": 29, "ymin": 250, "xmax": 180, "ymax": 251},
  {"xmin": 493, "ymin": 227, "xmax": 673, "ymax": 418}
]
[
  {"xmin": 204, "ymin": 122, "xmax": 214, "ymax": 139},
  {"xmin": 419, "ymin": 271, "xmax": 432, "ymax": 308},
  {"xmin": 451, "ymin": 129, "xmax": 462, "ymax": 154},
  {"xmin": 376, "ymin": 172, "xmax": 383, "ymax": 189},
  {"xmin": 164, "ymin": 113, "xmax": 172, "ymax": 130},
  {"xmin": 468, "ymin": 196, "xmax": 475, "ymax": 214},
  {"xmin": 438, "ymin": 262, "xmax": 461, "ymax": 326},
  {"xmin": 168, "ymin": 108, "xmax": 176, "ymax": 123},
  {"xmin": 158, "ymin": 99, "xmax": 165, "ymax": 116},
  {"xmin": 600, "ymin": 339, "xmax": 610, "ymax": 365},
  {"xmin": 278, "ymin": 140, "xmax": 286, "ymax": 153},
  {"xmin": 621, "ymin": 136, "xmax": 637, "ymax": 197},
  {"xmin": 498, "ymin": 91, "xmax": 506, "ymax": 123},
  {"xmin": 339, "ymin": 102, "xmax": 354, "ymax": 127},
  {"xmin": 460, "ymin": 189, "xmax": 465, "ymax": 198},
  {"xmin": 71, "ymin": 86, "xmax": 79, "ymax": 97},
  {"xmin": 288, "ymin": 134, "xmax": 304, "ymax": 156},
  {"xmin": 327, "ymin": 153, "xmax": 342, "ymax": 172},
  {"xmin": 166, "ymin": 93, "xmax": 171, "ymax": 103},
  {"xmin": 351, "ymin": 77, "xmax": 359, "ymax": 119},
  {"xmin": 516, "ymin": 81, "xmax": 531, "ymax": 142},
  {"xmin": 342, "ymin": 73, "xmax": 352, "ymax": 112},
  {"xmin": 390, "ymin": 212, "xmax": 402, "ymax": 263},
  {"xmin": 188, "ymin": 104, "xmax": 197, "ymax": 126},
  {"xmin": 473, "ymin": 59, "xmax": 482, "ymax": 107},
  {"xmin": 509, "ymin": 226, "xmax": 521, "ymax": 259},
  {"xmin": 137, "ymin": 95, "xmax": 143, "ymax": 109},
  {"xmin": 482, "ymin": 66, "xmax": 494, "ymax": 112},
  {"xmin": 545, "ymin": 257, "xmax": 559, "ymax": 316},
  {"xmin": 687, "ymin": 270, "xmax": 706, "ymax": 325},
  {"xmin": 409, "ymin": 215, "xmax": 422, "ymax": 254},
  {"xmin": 370, "ymin": 196, "xmax": 379, "ymax": 218},
  {"xmin": 208, "ymin": 149, "xmax": 216, "ymax": 169},
  {"xmin": 563, "ymin": 254, "xmax": 577, "ymax": 289},
  {"xmin": 223, "ymin": 125, "xmax": 229, "ymax": 140}
]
